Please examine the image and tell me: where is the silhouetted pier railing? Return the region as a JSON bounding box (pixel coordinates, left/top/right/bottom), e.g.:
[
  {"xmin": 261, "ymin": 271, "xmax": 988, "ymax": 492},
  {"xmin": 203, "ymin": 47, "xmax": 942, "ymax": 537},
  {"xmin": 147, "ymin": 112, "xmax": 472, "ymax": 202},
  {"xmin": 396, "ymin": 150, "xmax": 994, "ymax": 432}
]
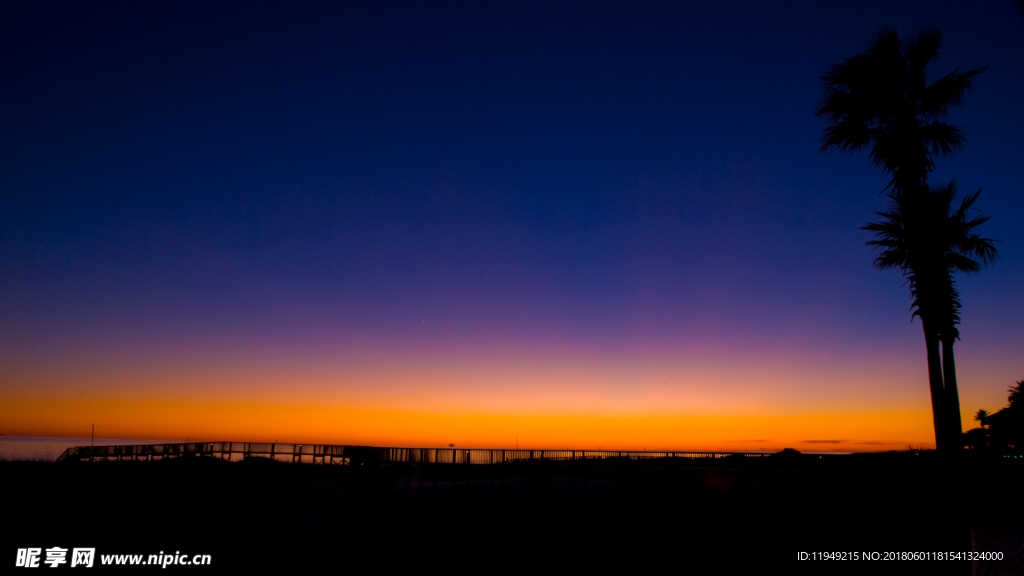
[{"xmin": 55, "ymin": 442, "xmax": 793, "ymax": 465}]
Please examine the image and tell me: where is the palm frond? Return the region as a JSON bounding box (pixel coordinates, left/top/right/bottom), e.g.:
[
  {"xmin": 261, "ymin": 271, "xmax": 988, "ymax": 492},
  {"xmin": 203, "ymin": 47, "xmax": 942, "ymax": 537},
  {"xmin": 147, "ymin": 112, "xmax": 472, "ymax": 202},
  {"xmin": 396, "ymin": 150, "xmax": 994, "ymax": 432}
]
[
  {"xmin": 904, "ymin": 27, "xmax": 942, "ymax": 74},
  {"xmin": 963, "ymin": 236, "xmax": 999, "ymax": 266},
  {"xmin": 904, "ymin": 27, "xmax": 942, "ymax": 103},
  {"xmin": 868, "ymin": 26, "xmax": 903, "ymax": 63},
  {"xmin": 920, "ymin": 66, "xmax": 988, "ymax": 119},
  {"xmin": 920, "ymin": 121, "xmax": 967, "ymax": 156},
  {"xmin": 946, "ymin": 253, "xmax": 982, "ymax": 274},
  {"xmin": 861, "ymin": 180, "xmax": 998, "ymax": 326},
  {"xmin": 819, "ymin": 119, "xmax": 873, "ymax": 152},
  {"xmin": 816, "ymin": 88, "xmax": 873, "ymax": 123}
]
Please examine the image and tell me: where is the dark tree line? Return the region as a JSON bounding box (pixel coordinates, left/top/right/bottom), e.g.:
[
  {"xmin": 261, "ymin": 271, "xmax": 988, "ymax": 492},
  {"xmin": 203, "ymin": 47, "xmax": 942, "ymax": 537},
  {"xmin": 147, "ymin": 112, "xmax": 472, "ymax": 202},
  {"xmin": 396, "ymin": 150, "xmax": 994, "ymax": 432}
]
[{"xmin": 964, "ymin": 381, "xmax": 1024, "ymax": 454}]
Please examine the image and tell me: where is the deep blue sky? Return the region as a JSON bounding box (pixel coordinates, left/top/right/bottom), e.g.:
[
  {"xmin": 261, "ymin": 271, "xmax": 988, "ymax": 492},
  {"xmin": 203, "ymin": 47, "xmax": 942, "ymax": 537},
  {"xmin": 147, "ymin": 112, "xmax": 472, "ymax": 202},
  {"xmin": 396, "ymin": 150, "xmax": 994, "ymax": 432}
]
[{"xmin": 1, "ymin": 1, "xmax": 1022, "ymax": 436}]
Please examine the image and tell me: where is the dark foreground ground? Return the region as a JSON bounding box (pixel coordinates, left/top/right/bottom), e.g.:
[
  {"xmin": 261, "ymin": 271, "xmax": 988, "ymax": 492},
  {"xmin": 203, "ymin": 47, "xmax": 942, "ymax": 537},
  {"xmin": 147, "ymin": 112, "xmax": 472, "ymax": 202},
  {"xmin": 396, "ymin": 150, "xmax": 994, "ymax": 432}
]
[{"xmin": 5, "ymin": 453, "xmax": 1023, "ymax": 574}]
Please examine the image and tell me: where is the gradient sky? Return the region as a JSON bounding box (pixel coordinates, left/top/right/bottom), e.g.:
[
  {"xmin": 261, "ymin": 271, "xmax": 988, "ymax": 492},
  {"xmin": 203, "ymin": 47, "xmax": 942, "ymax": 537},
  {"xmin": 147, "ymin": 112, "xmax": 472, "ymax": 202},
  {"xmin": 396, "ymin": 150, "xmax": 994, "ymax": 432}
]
[{"xmin": 1, "ymin": 1, "xmax": 1022, "ymax": 451}]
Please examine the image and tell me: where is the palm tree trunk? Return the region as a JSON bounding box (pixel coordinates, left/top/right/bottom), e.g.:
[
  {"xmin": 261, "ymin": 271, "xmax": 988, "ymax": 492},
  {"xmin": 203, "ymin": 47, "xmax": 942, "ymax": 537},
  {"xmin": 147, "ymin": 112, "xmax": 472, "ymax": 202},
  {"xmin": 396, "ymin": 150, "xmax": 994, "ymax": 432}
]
[
  {"xmin": 922, "ymin": 321, "xmax": 948, "ymax": 451},
  {"xmin": 941, "ymin": 338, "xmax": 963, "ymax": 451}
]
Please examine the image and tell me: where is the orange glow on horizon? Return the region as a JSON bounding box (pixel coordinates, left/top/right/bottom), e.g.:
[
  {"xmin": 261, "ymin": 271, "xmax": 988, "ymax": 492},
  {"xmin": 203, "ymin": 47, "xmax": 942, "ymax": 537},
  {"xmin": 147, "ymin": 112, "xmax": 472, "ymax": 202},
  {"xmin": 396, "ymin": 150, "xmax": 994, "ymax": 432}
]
[
  {"xmin": 2, "ymin": 343, "xmax": 989, "ymax": 453},
  {"xmin": 0, "ymin": 398, "xmax": 934, "ymax": 452}
]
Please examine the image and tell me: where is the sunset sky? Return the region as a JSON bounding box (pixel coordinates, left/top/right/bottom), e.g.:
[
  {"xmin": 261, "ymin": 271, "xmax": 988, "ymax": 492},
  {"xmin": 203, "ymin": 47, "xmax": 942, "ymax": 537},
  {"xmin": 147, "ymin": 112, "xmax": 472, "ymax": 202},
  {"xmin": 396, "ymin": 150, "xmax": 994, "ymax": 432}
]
[{"xmin": 1, "ymin": 1, "xmax": 1022, "ymax": 451}]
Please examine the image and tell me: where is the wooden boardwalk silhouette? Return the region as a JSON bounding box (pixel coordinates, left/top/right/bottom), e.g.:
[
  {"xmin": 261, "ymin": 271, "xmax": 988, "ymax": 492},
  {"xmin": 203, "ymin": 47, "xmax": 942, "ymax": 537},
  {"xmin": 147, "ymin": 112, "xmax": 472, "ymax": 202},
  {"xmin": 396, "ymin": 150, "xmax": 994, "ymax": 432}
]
[{"xmin": 56, "ymin": 441, "xmax": 802, "ymax": 465}]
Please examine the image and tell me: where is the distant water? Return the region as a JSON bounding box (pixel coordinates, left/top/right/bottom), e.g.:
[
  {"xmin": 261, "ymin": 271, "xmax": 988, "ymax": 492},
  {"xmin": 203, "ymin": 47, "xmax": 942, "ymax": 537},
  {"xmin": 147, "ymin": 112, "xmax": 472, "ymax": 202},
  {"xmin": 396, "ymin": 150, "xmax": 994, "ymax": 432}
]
[{"xmin": 0, "ymin": 435, "xmax": 178, "ymax": 461}]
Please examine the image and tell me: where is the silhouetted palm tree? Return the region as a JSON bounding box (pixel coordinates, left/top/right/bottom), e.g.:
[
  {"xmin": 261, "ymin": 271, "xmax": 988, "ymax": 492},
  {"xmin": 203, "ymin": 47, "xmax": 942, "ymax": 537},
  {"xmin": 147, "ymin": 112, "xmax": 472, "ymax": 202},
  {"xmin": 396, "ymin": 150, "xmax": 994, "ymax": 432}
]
[
  {"xmin": 817, "ymin": 27, "xmax": 986, "ymax": 196},
  {"xmin": 862, "ymin": 182, "xmax": 997, "ymax": 450},
  {"xmin": 971, "ymin": 380, "xmax": 1024, "ymax": 454},
  {"xmin": 1009, "ymin": 380, "xmax": 1024, "ymax": 407},
  {"xmin": 975, "ymin": 409, "xmax": 989, "ymax": 429},
  {"xmin": 818, "ymin": 27, "xmax": 988, "ymax": 452}
]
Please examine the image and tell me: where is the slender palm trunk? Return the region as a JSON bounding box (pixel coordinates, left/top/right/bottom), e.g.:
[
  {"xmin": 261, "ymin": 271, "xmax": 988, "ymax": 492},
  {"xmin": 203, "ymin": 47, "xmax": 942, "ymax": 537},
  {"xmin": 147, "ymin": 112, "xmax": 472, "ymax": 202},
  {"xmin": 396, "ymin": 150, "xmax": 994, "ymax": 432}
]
[
  {"xmin": 941, "ymin": 338, "xmax": 963, "ymax": 451},
  {"xmin": 922, "ymin": 320, "xmax": 948, "ymax": 451}
]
